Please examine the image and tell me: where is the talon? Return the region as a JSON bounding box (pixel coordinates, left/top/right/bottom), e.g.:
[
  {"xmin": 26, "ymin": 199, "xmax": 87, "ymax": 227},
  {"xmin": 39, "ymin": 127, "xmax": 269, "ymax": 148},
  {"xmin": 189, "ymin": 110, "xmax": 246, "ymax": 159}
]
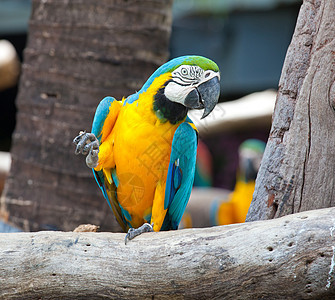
[
  {"xmin": 91, "ymin": 148, "xmax": 99, "ymax": 157},
  {"xmin": 73, "ymin": 131, "xmax": 86, "ymax": 145},
  {"xmin": 73, "ymin": 132, "xmax": 99, "ymax": 155},
  {"xmin": 125, "ymin": 223, "xmax": 153, "ymax": 245},
  {"xmin": 125, "ymin": 228, "xmax": 134, "ymax": 245},
  {"xmin": 83, "ymin": 144, "xmax": 91, "ymax": 154},
  {"xmin": 75, "ymin": 143, "xmax": 82, "ymax": 155},
  {"xmin": 86, "ymin": 148, "xmax": 99, "ymax": 168},
  {"xmin": 83, "ymin": 140, "xmax": 99, "ymax": 156}
]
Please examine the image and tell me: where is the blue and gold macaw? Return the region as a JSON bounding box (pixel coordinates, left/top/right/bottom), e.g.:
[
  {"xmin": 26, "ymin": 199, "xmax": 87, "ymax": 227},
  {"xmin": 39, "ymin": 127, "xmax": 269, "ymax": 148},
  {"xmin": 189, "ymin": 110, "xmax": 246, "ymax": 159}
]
[
  {"xmin": 74, "ymin": 55, "xmax": 220, "ymax": 242},
  {"xmin": 214, "ymin": 139, "xmax": 266, "ymax": 225}
]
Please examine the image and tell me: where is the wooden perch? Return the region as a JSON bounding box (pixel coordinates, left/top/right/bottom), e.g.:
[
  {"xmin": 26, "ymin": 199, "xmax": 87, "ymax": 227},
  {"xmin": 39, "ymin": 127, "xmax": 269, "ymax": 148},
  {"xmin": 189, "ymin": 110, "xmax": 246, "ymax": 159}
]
[{"xmin": 1, "ymin": 208, "xmax": 335, "ymax": 299}]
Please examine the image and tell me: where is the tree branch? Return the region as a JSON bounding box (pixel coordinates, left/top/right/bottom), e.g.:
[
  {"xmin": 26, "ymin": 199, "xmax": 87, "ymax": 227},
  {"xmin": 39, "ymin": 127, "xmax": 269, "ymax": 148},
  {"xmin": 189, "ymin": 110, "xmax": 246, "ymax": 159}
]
[{"xmin": 1, "ymin": 207, "xmax": 335, "ymax": 299}]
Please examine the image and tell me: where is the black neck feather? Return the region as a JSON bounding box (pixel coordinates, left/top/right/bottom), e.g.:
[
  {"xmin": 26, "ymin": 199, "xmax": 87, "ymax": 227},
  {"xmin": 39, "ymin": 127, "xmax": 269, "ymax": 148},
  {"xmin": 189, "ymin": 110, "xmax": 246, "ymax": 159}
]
[{"xmin": 153, "ymin": 85, "xmax": 188, "ymax": 124}]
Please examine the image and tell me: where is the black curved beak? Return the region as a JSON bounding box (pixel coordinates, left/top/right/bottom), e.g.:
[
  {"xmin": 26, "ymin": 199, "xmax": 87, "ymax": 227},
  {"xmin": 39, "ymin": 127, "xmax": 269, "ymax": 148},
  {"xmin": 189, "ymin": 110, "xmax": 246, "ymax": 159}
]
[{"xmin": 184, "ymin": 76, "xmax": 220, "ymax": 119}]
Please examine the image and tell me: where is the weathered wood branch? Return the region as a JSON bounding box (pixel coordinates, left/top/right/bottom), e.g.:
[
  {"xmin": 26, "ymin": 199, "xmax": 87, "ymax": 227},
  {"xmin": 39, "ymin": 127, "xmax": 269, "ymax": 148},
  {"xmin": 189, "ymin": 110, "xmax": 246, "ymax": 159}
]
[{"xmin": 1, "ymin": 207, "xmax": 335, "ymax": 299}]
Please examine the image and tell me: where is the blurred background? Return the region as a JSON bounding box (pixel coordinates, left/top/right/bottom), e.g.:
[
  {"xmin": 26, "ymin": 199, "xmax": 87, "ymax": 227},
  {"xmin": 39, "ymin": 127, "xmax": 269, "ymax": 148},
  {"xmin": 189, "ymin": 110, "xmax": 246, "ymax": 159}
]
[{"xmin": 0, "ymin": 0, "xmax": 302, "ymax": 230}]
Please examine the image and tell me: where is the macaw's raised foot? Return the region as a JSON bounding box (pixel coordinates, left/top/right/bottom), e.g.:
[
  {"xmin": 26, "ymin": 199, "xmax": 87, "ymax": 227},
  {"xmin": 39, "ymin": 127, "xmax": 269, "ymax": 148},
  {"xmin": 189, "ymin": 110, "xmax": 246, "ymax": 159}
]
[
  {"xmin": 73, "ymin": 131, "xmax": 99, "ymax": 168},
  {"xmin": 125, "ymin": 223, "xmax": 154, "ymax": 245}
]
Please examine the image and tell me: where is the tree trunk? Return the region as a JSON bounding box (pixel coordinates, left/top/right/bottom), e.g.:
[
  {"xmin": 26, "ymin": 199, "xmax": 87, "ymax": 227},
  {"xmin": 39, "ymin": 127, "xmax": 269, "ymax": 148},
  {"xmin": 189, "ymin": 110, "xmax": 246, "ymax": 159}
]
[
  {"xmin": 0, "ymin": 0, "xmax": 173, "ymax": 231},
  {"xmin": 247, "ymin": 0, "xmax": 335, "ymax": 221},
  {"xmin": 1, "ymin": 207, "xmax": 335, "ymax": 299}
]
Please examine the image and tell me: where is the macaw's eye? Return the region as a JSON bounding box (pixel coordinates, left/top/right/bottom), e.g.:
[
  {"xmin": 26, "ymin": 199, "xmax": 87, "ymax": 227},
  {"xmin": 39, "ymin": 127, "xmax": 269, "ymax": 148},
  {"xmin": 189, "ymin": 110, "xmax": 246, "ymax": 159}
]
[{"xmin": 181, "ymin": 68, "xmax": 188, "ymax": 76}]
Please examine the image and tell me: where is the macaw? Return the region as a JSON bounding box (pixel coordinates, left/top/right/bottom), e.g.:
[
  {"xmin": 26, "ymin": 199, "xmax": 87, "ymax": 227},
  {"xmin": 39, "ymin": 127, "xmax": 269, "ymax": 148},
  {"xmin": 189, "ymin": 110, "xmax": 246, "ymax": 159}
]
[
  {"xmin": 213, "ymin": 139, "xmax": 266, "ymax": 225},
  {"xmin": 74, "ymin": 55, "xmax": 220, "ymax": 242}
]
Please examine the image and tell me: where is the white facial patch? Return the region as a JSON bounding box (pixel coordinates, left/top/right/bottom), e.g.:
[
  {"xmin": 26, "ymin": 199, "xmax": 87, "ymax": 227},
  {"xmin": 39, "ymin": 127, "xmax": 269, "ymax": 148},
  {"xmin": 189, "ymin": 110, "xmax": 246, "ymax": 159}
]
[
  {"xmin": 164, "ymin": 65, "xmax": 220, "ymax": 104},
  {"xmin": 164, "ymin": 81, "xmax": 194, "ymax": 104}
]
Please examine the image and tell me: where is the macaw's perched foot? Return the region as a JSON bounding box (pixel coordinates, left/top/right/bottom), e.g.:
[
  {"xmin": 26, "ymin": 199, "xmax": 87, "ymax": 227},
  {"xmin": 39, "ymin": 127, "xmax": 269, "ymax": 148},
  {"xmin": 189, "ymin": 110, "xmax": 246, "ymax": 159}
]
[
  {"xmin": 73, "ymin": 131, "xmax": 99, "ymax": 168},
  {"xmin": 125, "ymin": 223, "xmax": 154, "ymax": 245}
]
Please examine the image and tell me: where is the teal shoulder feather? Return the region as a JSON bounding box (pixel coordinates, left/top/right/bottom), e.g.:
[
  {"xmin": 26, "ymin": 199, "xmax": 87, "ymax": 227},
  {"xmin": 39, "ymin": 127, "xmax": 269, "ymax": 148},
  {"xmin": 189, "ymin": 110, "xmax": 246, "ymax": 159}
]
[{"xmin": 91, "ymin": 96, "xmax": 116, "ymax": 143}]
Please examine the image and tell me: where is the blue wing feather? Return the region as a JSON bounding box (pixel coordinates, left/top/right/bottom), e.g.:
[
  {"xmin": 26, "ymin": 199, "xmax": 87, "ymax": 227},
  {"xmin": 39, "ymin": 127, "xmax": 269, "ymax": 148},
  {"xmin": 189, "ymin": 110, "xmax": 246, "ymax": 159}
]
[
  {"xmin": 93, "ymin": 170, "xmax": 111, "ymax": 208},
  {"xmin": 162, "ymin": 122, "xmax": 198, "ymax": 230},
  {"xmin": 164, "ymin": 163, "xmax": 175, "ymax": 210}
]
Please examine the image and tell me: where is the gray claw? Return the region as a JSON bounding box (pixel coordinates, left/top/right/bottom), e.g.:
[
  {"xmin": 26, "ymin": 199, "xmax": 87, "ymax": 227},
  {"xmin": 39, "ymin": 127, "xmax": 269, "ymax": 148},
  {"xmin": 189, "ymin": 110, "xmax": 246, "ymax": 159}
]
[
  {"xmin": 86, "ymin": 151, "xmax": 99, "ymax": 168},
  {"xmin": 125, "ymin": 223, "xmax": 154, "ymax": 245},
  {"xmin": 83, "ymin": 140, "xmax": 99, "ymax": 155},
  {"xmin": 73, "ymin": 131, "xmax": 100, "ymax": 168},
  {"xmin": 73, "ymin": 131, "xmax": 86, "ymax": 145}
]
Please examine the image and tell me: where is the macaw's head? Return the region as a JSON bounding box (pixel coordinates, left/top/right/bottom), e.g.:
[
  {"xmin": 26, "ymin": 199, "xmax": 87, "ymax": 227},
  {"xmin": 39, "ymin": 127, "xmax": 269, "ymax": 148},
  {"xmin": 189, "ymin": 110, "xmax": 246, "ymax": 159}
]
[{"xmin": 141, "ymin": 55, "xmax": 220, "ymax": 124}]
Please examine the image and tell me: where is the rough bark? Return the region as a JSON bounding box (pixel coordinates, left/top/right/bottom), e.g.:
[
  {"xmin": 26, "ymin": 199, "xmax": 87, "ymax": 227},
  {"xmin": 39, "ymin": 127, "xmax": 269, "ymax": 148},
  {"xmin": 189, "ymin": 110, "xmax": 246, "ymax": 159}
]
[
  {"xmin": 1, "ymin": 208, "xmax": 335, "ymax": 299},
  {"xmin": 0, "ymin": 0, "xmax": 172, "ymax": 231},
  {"xmin": 247, "ymin": 0, "xmax": 335, "ymax": 221}
]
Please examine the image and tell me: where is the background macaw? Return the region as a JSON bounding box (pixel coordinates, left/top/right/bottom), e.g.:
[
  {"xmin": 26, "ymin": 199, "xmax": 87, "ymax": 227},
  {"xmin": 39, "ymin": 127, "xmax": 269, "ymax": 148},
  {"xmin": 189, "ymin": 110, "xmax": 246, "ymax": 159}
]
[
  {"xmin": 74, "ymin": 55, "xmax": 220, "ymax": 242},
  {"xmin": 213, "ymin": 139, "xmax": 266, "ymax": 225}
]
